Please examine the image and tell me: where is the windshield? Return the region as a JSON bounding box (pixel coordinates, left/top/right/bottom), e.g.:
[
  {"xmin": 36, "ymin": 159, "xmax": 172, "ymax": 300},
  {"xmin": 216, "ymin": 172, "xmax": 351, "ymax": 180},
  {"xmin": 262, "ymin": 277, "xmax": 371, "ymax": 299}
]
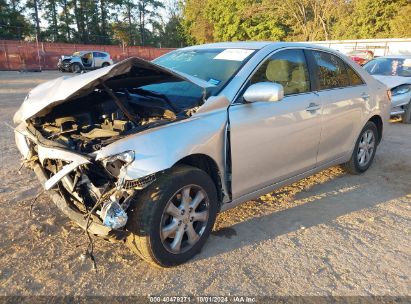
[
  {"xmin": 153, "ymin": 48, "xmax": 255, "ymax": 94},
  {"xmin": 364, "ymin": 58, "xmax": 411, "ymax": 77}
]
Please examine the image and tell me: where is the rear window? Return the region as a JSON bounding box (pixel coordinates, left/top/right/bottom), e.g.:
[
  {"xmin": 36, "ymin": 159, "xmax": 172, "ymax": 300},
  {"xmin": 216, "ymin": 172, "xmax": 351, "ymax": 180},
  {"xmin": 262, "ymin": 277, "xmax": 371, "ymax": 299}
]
[{"xmin": 93, "ymin": 52, "xmax": 107, "ymax": 58}]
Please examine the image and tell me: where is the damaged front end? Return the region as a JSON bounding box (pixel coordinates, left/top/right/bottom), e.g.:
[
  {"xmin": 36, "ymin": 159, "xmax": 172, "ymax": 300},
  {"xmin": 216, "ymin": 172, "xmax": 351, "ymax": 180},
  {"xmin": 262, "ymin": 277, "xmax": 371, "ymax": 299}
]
[{"xmin": 14, "ymin": 57, "xmax": 213, "ymax": 239}]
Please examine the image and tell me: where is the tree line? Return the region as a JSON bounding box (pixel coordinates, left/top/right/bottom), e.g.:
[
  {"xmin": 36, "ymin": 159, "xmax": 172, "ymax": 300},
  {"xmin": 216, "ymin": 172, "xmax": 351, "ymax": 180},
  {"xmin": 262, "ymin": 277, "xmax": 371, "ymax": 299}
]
[
  {"xmin": 184, "ymin": 0, "xmax": 411, "ymax": 43},
  {"xmin": 0, "ymin": 0, "xmax": 186, "ymax": 47},
  {"xmin": 0, "ymin": 0, "xmax": 410, "ymax": 48}
]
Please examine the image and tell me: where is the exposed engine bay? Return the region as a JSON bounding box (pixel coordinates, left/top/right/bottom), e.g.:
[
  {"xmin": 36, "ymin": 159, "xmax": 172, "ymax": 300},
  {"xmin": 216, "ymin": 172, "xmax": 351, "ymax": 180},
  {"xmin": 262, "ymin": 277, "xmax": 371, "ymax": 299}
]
[{"xmin": 31, "ymin": 88, "xmax": 189, "ymax": 153}]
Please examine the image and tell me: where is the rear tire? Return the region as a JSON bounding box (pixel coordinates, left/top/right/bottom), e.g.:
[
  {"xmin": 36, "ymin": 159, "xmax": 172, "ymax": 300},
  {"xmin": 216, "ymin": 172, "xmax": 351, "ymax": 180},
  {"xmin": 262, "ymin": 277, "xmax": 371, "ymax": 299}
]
[
  {"xmin": 342, "ymin": 121, "xmax": 378, "ymax": 174},
  {"xmin": 102, "ymin": 62, "xmax": 110, "ymax": 67},
  {"xmin": 125, "ymin": 165, "xmax": 218, "ymax": 267},
  {"xmin": 402, "ymin": 101, "xmax": 411, "ymax": 124}
]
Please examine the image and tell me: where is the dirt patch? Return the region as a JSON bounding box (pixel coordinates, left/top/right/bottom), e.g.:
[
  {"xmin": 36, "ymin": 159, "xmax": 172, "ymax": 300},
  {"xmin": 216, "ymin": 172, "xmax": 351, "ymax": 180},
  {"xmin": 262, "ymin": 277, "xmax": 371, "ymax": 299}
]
[{"xmin": 0, "ymin": 71, "xmax": 410, "ymax": 297}]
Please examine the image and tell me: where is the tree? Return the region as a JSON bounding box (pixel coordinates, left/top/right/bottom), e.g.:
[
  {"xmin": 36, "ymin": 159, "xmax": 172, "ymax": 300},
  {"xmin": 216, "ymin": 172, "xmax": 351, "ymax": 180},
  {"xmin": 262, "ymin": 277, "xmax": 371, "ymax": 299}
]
[
  {"xmin": 72, "ymin": 0, "xmax": 87, "ymax": 42},
  {"xmin": 26, "ymin": 0, "xmax": 42, "ymax": 41},
  {"xmin": 113, "ymin": 0, "xmax": 140, "ymax": 45},
  {"xmin": 43, "ymin": 0, "xmax": 59, "ymax": 41},
  {"xmin": 137, "ymin": 0, "xmax": 164, "ymax": 45},
  {"xmin": 183, "ymin": 0, "xmax": 213, "ymax": 44},
  {"xmin": 158, "ymin": 0, "xmax": 187, "ymax": 47},
  {"xmin": 86, "ymin": 0, "xmax": 102, "ymax": 43},
  {"xmin": 390, "ymin": 3, "xmax": 411, "ymax": 38},
  {"xmin": 206, "ymin": 0, "xmax": 286, "ymax": 42},
  {"xmin": 0, "ymin": 0, "xmax": 31, "ymax": 40},
  {"xmin": 261, "ymin": 0, "xmax": 345, "ymax": 41},
  {"xmin": 333, "ymin": 0, "xmax": 408, "ymax": 39},
  {"xmin": 59, "ymin": 0, "xmax": 73, "ymax": 41}
]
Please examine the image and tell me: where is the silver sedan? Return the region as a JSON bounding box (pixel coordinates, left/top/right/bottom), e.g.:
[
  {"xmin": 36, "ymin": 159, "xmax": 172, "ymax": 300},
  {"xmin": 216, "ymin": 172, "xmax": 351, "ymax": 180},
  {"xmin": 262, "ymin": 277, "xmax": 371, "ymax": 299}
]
[{"xmin": 14, "ymin": 42, "xmax": 390, "ymax": 267}]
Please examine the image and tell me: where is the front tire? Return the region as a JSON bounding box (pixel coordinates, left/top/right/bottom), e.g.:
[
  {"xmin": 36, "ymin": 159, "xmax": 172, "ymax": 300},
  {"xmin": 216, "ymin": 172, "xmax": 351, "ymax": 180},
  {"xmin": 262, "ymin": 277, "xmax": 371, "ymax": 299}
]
[
  {"xmin": 125, "ymin": 165, "xmax": 218, "ymax": 267},
  {"xmin": 342, "ymin": 121, "xmax": 378, "ymax": 174},
  {"xmin": 71, "ymin": 63, "xmax": 82, "ymax": 73}
]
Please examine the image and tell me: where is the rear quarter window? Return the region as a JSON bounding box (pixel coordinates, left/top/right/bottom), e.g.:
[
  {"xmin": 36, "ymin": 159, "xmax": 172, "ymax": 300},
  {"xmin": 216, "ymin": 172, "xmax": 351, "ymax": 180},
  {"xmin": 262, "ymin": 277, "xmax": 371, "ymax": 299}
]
[{"xmin": 346, "ymin": 64, "xmax": 365, "ymax": 86}]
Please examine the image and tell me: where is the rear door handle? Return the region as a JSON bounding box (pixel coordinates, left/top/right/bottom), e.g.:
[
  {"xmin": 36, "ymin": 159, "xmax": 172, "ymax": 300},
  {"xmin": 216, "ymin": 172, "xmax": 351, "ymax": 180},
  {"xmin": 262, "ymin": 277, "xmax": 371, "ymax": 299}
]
[
  {"xmin": 306, "ymin": 102, "xmax": 321, "ymax": 113},
  {"xmin": 361, "ymin": 93, "xmax": 370, "ymax": 101}
]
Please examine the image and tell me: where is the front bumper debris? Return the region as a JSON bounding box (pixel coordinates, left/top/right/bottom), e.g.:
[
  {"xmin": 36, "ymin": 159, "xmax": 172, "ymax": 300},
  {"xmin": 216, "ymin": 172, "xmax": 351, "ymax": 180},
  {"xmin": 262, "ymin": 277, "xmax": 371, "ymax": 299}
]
[
  {"xmin": 33, "ymin": 162, "xmax": 127, "ymax": 240},
  {"xmin": 390, "ymin": 92, "xmax": 411, "ymax": 116}
]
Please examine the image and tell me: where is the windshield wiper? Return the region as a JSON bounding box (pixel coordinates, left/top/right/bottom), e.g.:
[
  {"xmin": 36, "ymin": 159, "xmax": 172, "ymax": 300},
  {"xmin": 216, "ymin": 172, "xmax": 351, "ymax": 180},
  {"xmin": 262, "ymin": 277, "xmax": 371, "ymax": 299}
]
[
  {"xmin": 99, "ymin": 80, "xmax": 141, "ymax": 125},
  {"xmin": 132, "ymin": 88, "xmax": 179, "ymax": 113}
]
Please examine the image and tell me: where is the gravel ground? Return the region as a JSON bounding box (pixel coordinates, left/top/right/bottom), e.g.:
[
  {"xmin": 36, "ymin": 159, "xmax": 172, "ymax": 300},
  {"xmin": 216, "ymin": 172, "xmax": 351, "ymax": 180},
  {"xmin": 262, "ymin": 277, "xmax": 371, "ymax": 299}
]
[{"xmin": 0, "ymin": 71, "xmax": 410, "ymax": 297}]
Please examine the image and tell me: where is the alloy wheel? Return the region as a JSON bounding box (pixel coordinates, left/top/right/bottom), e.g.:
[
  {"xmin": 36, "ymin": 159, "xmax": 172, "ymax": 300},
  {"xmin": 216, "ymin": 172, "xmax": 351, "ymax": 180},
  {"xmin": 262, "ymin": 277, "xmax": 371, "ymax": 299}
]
[
  {"xmin": 357, "ymin": 129, "xmax": 375, "ymax": 167},
  {"xmin": 160, "ymin": 185, "xmax": 210, "ymax": 254}
]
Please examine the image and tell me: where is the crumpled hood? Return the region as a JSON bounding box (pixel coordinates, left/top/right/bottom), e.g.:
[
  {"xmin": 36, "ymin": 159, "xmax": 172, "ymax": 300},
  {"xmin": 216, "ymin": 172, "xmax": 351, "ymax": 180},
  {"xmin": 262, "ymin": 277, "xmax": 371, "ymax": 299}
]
[
  {"xmin": 372, "ymin": 75, "xmax": 411, "ymax": 89},
  {"xmin": 61, "ymin": 55, "xmax": 73, "ymax": 60},
  {"xmin": 13, "ymin": 57, "xmax": 214, "ymax": 124}
]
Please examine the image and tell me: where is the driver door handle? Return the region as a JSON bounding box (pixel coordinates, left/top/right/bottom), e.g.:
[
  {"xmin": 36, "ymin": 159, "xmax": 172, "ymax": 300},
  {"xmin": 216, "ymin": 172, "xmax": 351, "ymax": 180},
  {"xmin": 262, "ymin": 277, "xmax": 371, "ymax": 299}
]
[
  {"xmin": 361, "ymin": 93, "xmax": 370, "ymax": 101},
  {"xmin": 306, "ymin": 102, "xmax": 321, "ymax": 113}
]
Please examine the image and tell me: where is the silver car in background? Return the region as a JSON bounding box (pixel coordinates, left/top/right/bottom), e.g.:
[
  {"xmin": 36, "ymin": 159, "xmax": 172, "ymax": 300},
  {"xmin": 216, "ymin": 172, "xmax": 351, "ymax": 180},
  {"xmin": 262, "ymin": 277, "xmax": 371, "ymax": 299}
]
[
  {"xmin": 14, "ymin": 42, "xmax": 390, "ymax": 267},
  {"xmin": 364, "ymin": 55, "xmax": 411, "ymax": 123},
  {"xmin": 57, "ymin": 50, "xmax": 114, "ymax": 73}
]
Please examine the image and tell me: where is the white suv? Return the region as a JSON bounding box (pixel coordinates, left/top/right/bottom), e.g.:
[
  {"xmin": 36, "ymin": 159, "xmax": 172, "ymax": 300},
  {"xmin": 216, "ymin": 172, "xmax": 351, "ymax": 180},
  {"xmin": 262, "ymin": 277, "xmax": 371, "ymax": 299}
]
[{"xmin": 57, "ymin": 51, "xmax": 114, "ymax": 73}]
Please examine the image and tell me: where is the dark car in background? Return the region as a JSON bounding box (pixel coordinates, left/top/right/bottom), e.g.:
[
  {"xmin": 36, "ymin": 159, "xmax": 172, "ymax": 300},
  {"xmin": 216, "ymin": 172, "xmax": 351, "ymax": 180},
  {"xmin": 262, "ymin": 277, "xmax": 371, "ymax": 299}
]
[{"xmin": 58, "ymin": 51, "xmax": 114, "ymax": 73}]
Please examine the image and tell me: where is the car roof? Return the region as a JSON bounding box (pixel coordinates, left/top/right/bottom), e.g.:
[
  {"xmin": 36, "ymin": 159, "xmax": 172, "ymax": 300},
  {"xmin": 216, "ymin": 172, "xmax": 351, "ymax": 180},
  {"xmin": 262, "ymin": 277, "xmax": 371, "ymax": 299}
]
[
  {"xmin": 180, "ymin": 41, "xmax": 336, "ymax": 52},
  {"xmin": 76, "ymin": 51, "xmax": 108, "ymax": 54},
  {"xmin": 347, "ymin": 49, "xmax": 373, "ymax": 53},
  {"xmin": 374, "ymin": 55, "xmax": 411, "ymax": 59}
]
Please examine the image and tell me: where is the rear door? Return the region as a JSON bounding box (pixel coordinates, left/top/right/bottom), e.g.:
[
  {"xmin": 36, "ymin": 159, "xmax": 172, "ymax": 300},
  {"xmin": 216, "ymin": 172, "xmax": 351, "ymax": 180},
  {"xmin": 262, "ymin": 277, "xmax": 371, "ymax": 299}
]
[
  {"xmin": 93, "ymin": 52, "xmax": 104, "ymax": 67},
  {"xmin": 306, "ymin": 50, "xmax": 369, "ymax": 165},
  {"xmin": 229, "ymin": 49, "xmax": 323, "ymax": 199}
]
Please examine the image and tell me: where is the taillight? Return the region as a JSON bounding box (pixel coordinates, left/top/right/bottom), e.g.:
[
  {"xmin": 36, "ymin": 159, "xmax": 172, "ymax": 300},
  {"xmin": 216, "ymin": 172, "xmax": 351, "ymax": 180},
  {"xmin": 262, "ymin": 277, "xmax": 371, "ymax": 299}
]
[{"xmin": 387, "ymin": 90, "xmax": 392, "ymax": 101}]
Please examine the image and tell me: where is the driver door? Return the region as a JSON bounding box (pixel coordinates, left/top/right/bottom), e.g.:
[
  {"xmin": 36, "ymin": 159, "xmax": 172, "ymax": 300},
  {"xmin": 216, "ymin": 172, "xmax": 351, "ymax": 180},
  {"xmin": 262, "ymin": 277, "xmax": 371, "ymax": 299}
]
[
  {"xmin": 82, "ymin": 52, "xmax": 94, "ymax": 69},
  {"xmin": 228, "ymin": 49, "xmax": 323, "ymax": 199}
]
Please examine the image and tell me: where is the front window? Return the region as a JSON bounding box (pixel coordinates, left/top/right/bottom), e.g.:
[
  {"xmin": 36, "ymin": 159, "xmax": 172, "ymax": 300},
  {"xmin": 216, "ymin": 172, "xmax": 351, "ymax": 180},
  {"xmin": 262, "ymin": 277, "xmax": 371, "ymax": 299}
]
[
  {"xmin": 249, "ymin": 49, "xmax": 310, "ymax": 95},
  {"xmin": 153, "ymin": 48, "xmax": 255, "ymax": 95},
  {"xmin": 364, "ymin": 58, "xmax": 411, "ymax": 77}
]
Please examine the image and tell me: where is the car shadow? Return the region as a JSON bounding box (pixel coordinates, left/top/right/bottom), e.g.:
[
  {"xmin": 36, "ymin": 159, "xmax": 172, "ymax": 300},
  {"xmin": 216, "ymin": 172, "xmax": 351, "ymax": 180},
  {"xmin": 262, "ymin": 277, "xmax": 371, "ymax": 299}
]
[{"xmin": 193, "ymin": 164, "xmax": 405, "ymax": 263}]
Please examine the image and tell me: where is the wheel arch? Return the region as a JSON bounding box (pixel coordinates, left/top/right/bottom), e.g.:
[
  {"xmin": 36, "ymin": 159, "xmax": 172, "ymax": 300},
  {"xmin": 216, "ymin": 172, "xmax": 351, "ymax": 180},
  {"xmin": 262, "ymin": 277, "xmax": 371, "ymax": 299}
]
[
  {"xmin": 174, "ymin": 154, "xmax": 224, "ymax": 207},
  {"xmin": 368, "ymin": 115, "xmax": 383, "ymax": 144},
  {"xmin": 70, "ymin": 61, "xmax": 84, "ymax": 69}
]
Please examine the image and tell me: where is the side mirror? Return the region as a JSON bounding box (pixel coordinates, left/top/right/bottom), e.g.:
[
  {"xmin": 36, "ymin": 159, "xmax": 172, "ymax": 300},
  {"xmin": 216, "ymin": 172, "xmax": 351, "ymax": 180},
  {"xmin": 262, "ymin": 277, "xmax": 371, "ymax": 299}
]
[{"xmin": 243, "ymin": 82, "xmax": 284, "ymax": 103}]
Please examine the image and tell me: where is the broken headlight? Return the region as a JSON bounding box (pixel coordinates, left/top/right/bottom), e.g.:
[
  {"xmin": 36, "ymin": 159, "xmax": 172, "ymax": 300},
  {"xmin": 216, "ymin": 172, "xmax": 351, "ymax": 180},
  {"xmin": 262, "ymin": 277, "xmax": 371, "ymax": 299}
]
[
  {"xmin": 103, "ymin": 150, "xmax": 135, "ymax": 178},
  {"xmin": 106, "ymin": 150, "xmax": 135, "ymax": 164}
]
